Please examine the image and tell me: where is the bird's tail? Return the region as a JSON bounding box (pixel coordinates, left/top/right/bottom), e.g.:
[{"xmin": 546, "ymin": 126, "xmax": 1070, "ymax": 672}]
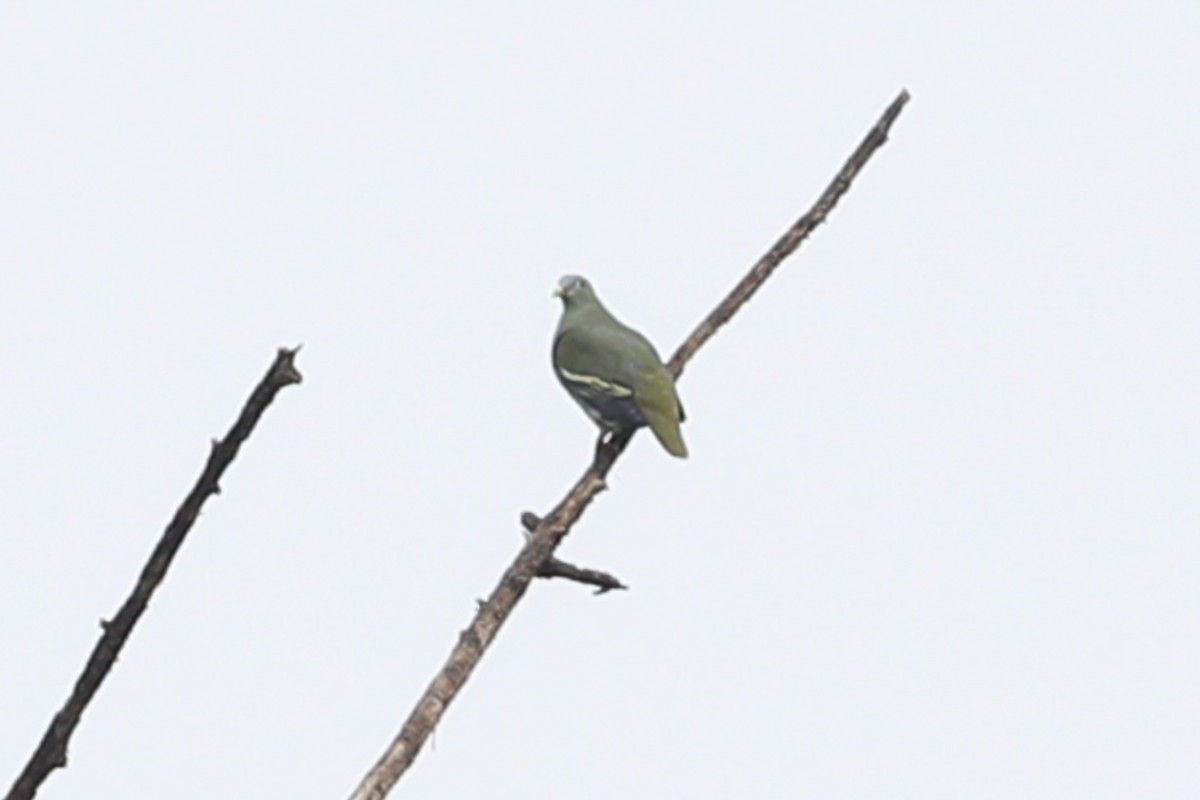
[{"xmin": 645, "ymin": 411, "xmax": 688, "ymax": 458}]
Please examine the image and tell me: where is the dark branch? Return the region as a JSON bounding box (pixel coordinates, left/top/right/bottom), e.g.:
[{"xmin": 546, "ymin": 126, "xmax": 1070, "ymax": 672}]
[
  {"xmin": 522, "ymin": 512, "xmax": 627, "ymax": 593},
  {"xmin": 347, "ymin": 89, "xmax": 911, "ymax": 800},
  {"xmin": 5, "ymin": 348, "xmax": 303, "ymax": 800},
  {"xmin": 537, "ymin": 558, "xmax": 628, "ymax": 594}
]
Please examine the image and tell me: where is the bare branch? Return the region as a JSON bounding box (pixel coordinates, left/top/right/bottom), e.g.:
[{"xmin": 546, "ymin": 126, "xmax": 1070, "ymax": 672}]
[
  {"xmin": 347, "ymin": 89, "xmax": 910, "ymax": 800},
  {"xmin": 522, "ymin": 511, "xmax": 627, "ymax": 593},
  {"xmin": 666, "ymin": 89, "xmax": 910, "ymax": 377},
  {"xmin": 5, "ymin": 348, "xmax": 303, "ymax": 800},
  {"xmin": 536, "ymin": 558, "xmax": 627, "ymax": 593}
]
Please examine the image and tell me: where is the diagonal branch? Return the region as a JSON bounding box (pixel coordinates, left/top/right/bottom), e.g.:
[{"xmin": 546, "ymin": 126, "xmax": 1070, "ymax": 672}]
[
  {"xmin": 5, "ymin": 348, "xmax": 303, "ymax": 800},
  {"xmin": 666, "ymin": 90, "xmax": 910, "ymax": 377},
  {"xmin": 535, "ymin": 556, "xmax": 627, "ymax": 593},
  {"xmin": 347, "ymin": 89, "xmax": 911, "ymax": 800},
  {"xmin": 522, "ymin": 511, "xmax": 627, "ymax": 593}
]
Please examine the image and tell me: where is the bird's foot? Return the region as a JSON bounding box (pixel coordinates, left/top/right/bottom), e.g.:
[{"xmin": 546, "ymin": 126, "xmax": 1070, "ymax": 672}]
[{"xmin": 594, "ymin": 431, "xmax": 620, "ymax": 466}]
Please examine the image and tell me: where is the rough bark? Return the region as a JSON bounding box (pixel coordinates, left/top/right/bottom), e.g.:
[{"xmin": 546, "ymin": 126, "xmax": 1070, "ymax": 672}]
[
  {"xmin": 347, "ymin": 89, "xmax": 911, "ymax": 800},
  {"xmin": 5, "ymin": 348, "xmax": 303, "ymax": 800}
]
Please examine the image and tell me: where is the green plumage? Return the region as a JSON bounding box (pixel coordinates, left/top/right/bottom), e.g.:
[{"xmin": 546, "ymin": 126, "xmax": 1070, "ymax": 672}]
[{"xmin": 552, "ymin": 275, "xmax": 688, "ymax": 458}]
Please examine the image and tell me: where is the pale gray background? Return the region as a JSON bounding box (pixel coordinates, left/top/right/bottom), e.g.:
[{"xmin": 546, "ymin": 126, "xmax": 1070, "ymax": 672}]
[{"xmin": 2, "ymin": 2, "xmax": 1197, "ymax": 798}]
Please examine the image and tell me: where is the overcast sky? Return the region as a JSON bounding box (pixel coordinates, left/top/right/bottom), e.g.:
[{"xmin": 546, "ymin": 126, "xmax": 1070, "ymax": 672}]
[{"xmin": 2, "ymin": 2, "xmax": 1198, "ymax": 798}]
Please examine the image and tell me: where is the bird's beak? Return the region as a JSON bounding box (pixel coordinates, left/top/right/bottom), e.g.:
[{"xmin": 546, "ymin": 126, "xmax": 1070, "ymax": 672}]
[{"xmin": 552, "ymin": 286, "xmax": 564, "ymax": 298}]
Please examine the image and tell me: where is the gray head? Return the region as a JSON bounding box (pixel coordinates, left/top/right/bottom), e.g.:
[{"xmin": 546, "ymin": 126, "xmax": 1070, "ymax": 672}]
[{"xmin": 553, "ymin": 274, "xmax": 598, "ymax": 307}]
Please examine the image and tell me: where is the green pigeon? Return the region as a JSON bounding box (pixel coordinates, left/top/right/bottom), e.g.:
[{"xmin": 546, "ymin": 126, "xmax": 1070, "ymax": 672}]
[{"xmin": 552, "ymin": 275, "xmax": 688, "ymax": 458}]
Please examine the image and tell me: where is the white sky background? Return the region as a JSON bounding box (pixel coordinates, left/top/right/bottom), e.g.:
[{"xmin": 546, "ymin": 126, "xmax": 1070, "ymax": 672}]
[{"xmin": 2, "ymin": 2, "xmax": 1197, "ymax": 798}]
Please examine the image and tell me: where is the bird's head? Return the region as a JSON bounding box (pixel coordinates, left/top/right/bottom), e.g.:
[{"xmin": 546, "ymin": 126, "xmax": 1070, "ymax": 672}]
[{"xmin": 553, "ymin": 274, "xmax": 596, "ymax": 307}]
